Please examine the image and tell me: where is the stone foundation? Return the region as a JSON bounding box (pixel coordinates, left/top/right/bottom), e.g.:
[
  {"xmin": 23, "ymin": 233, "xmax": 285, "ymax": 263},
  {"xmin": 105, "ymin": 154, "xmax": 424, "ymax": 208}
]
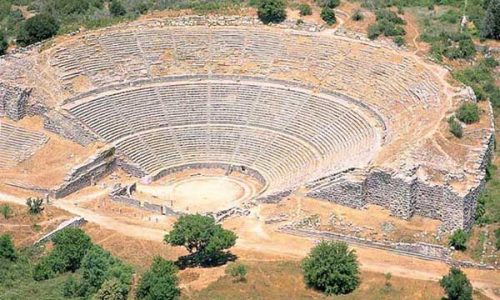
[{"xmin": 0, "ymin": 82, "xmax": 31, "ymax": 120}]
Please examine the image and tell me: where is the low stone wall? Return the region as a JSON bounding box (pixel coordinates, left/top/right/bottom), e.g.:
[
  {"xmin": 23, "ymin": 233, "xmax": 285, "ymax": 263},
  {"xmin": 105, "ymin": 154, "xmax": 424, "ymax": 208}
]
[
  {"xmin": 35, "ymin": 216, "xmax": 86, "ymax": 245},
  {"xmin": 109, "ymin": 184, "xmax": 179, "ymax": 216},
  {"xmin": 0, "ymin": 82, "xmax": 31, "ymax": 120},
  {"xmin": 44, "ymin": 110, "xmax": 97, "ymax": 146},
  {"xmin": 53, "ymin": 147, "xmax": 116, "ymax": 198}
]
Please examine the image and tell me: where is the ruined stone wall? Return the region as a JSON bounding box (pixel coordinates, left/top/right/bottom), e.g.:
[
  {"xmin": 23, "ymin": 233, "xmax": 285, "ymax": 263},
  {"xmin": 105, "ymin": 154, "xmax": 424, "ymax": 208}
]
[
  {"xmin": 0, "ymin": 82, "xmax": 31, "ymax": 120},
  {"xmin": 43, "ymin": 110, "xmax": 97, "ymax": 146},
  {"xmin": 53, "ymin": 147, "xmax": 116, "ymax": 198}
]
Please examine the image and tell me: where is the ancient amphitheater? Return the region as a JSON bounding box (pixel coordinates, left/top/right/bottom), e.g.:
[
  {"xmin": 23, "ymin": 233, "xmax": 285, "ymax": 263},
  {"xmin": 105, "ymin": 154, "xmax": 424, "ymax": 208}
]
[{"xmin": 0, "ymin": 16, "xmax": 494, "ymax": 232}]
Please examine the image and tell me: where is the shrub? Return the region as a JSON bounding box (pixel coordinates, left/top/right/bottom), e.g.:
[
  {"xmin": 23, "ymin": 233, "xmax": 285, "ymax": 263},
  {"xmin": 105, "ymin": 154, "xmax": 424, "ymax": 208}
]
[
  {"xmin": 302, "ymin": 241, "xmax": 360, "ymax": 295},
  {"xmin": 26, "ymin": 197, "xmax": 44, "ymax": 214},
  {"xmin": 495, "ymin": 228, "xmax": 500, "ymax": 250},
  {"xmin": 448, "ymin": 116, "xmax": 463, "ymax": 138},
  {"xmin": 375, "ymin": 9, "xmax": 406, "ymax": 25},
  {"xmin": 393, "ymin": 35, "xmax": 405, "ymax": 46},
  {"xmin": 453, "ymin": 58, "xmax": 500, "ymax": 107},
  {"xmin": 165, "ymin": 214, "xmax": 237, "ymax": 266},
  {"xmin": 318, "ymin": 0, "xmax": 340, "ymax": 8},
  {"xmin": 0, "ymin": 234, "xmax": 17, "ymax": 261},
  {"xmin": 226, "ymin": 263, "xmax": 247, "ymax": 282},
  {"xmin": 368, "ymin": 24, "xmax": 381, "ymax": 39},
  {"xmin": 94, "ymin": 278, "xmax": 129, "ymax": 300},
  {"xmin": 257, "ymin": 0, "xmax": 287, "ymax": 24},
  {"xmin": 0, "ymin": 33, "xmax": 7, "ymax": 56},
  {"xmin": 110, "ymin": 0, "xmax": 127, "ymax": 17},
  {"xmin": 63, "ymin": 276, "xmax": 79, "ymax": 297},
  {"xmin": 136, "ymin": 257, "xmax": 180, "ymax": 300},
  {"xmin": 439, "ymin": 9, "xmax": 460, "ymax": 24},
  {"xmin": 449, "ymin": 229, "xmax": 469, "ymax": 251},
  {"xmin": 439, "ymin": 267, "xmax": 473, "ymax": 300},
  {"xmin": 298, "ymin": 3, "xmax": 312, "ymax": 16},
  {"xmin": 481, "ymin": 0, "xmax": 500, "ymax": 40},
  {"xmin": 351, "ymin": 9, "xmax": 364, "ymax": 21},
  {"xmin": 17, "ymin": 14, "xmax": 59, "ymax": 46},
  {"xmin": 0, "ymin": 204, "xmax": 12, "ymax": 219},
  {"xmin": 321, "ymin": 7, "xmax": 336, "ymax": 25},
  {"xmin": 456, "ymin": 102, "xmax": 480, "ymax": 124}
]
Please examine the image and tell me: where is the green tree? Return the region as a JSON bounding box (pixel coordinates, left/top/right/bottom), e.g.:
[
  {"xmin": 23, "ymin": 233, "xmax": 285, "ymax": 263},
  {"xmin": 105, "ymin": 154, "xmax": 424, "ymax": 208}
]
[
  {"xmin": 51, "ymin": 227, "xmax": 92, "ymax": 272},
  {"xmin": 456, "ymin": 102, "xmax": 480, "ymax": 124},
  {"xmin": 439, "ymin": 267, "xmax": 473, "ymax": 300},
  {"xmin": 110, "ymin": 0, "xmax": 127, "ymax": 16},
  {"xmin": 93, "ymin": 278, "xmax": 129, "ymax": 300},
  {"xmin": 0, "ymin": 204, "xmax": 12, "ymax": 219},
  {"xmin": 298, "ymin": 3, "xmax": 312, "ymax": 16},
  {"xmin": 0, "ymin": 234, "xmax": 17, "ymax": 261},
  {"xmin": 164, "ymin": 214, "xmax": 237, "ymax": 266},
  {"xmin": 225, "ymin": 262, "xmax": 247, "ymax": 282},
  {"xmin": 302, "ymin": 241, "xmax": 360, "ymax": 295},
  {"xmin": 351, "ymin": 9, "xmax": 364, "ymax": 21},
  {"xmin": 257, "ymin": 0, "xmax": 287, "ymax": 24},
  {"xmin": 26, "ymin": 197, "xmax": 44, "ymax": 214},
  {"xmin": 136, "ymin": 257, "xmax": 180, "ymax": 300},
  {"xmin": 0, "ymin": 33, "xmax": 7, "ymax": 56},
  {"xmin": 318, "ymin": 0, "xmax": 340, "ymax": 8},
  {"xmin": 17, "ymin": 14, "xmax": 59, "ymax": 46},
  {"xmin": 481, "ymin": 0, "xmax": 500, "ymax": 40},
  {"xmin": 321, "ymin": 7, "xmax": 336, "ymax": 25},
  {"xmin": 449, "ymin": 229, "xmax": 469, "ymax": 251}
]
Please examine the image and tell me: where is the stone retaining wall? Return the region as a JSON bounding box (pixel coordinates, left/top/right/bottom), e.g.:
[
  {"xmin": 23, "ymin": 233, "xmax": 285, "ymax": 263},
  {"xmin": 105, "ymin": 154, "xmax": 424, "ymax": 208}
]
[
  {"xmin": 43, "ymin": 110, "xmax": 97, "ymax": 146},
  {"xmin": 0, "ymin": 82, "xmax": 31, "ymax": 120},
  {"xmin": 35, "ymin": 216, "xmax": 86, "ymax": 245}
]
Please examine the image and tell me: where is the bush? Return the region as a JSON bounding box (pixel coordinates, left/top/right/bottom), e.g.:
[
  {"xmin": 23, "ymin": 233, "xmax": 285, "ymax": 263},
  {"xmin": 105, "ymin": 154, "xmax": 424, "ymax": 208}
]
[
  {"xmin": 226, "ymin": 263, "xmax": 247, "ymax": 282},
  {"xmin": 17, "ymin": 14, "xmax": 59, "ymax": 46},
  {"xmin": 368, "ymin": 24, "xmax": 382, "ymax": 39},
  {"xmin": 448, "ymin": 116, "xmax": 463, "ymax": 138},
  {"xmin": 257, "ymin": 0, "xmax": 287, "ymax": 24},
  {"xmin": 439, "ymin": 9, "xmax": 460, "ymax": 24},
  {"xmin": 164, "ymin": 214, "xmax": 237, "ymax": 266},
  {"xmin": 375, "ymin": 9, "xmax": 406, "ymax": 25},
  {"xmin": 298, "ymin": 3, "xmax": 312, "ymax": 16},
  {"xmin": 456, "ymin": 102, "xmax": 480, "ymax": 124},
  {"xmin": 0, "ymin": 234, "xmax": 17, "ymax": 261},
  {"xmin": 302, "ymin": 241, "xmax": 360, "ymax": 295},
  {"xmin": 453, "ymin": 58, "xmax": 499, "ymax": 107},
  {"xmin": 449, "ymin": 229, "xmax": 469, "ymax": 251},
  {"xmin": 63, "ymin": 276, "xmax": 79, "ymax": 297},
  {"xmin": 94, "ymin": 278, "xmax": 129, "ymax": 300},
  {"xmin": 351, "ymin": 9, "xmax": 364, "ymax": 21},
  {"xmin": 136, "ymin": 257, "xmax": 180, "ymax": 300},
  {"xmin": 495, "ymin": 228, "xmax": 500, "ymax": 250},
  {"xmin": 321, "ymin": 7, "xmax": 336, "ymax": 25},
  {"xmin": 26, "ymin": 197, "xmax": 44, "ymax": 214},
  {"xmin": 0, "ymin": 204, "xmax": 12, "ymax": 219},
  {"xmin": 0, "ymin": 33, "xmax": 7, "ymax": 56},
  {"xmin": 318, "ymin": 0, "xmax": 340, "ymax": 8},
  {"xmin": 110, "ymin": 0, "xmax": 127, "ymax": 17},
  {"xmin": 439, "ymin": 267, "xmax": 473, "ymax": 300},
  {"xmin": 393, "ymin": 35, "xmax": 405, "ymax": 46}
]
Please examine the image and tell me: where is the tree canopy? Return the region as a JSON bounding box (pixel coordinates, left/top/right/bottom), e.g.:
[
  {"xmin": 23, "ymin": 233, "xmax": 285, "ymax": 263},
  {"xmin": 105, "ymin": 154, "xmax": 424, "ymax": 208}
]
[
  {"xmin": 17, "ymin": 14, "xmax": 59, "ymax": 46},
  {"xmin": 164, "ymin": 214, "xmax": 237, "ymax": 266},
  {"xmin": 439, "ymin": 267, "xmax": 473, "ymax": 300},
  {"xmin": 481, "ymin": 0, "xmax": 500, "ymax": 40},
  {"xmin": 0, "ymin": 234, "xmax": 17, "ymax": 261},
  {"xmin": 257, "ymin": 0, "xmax": 287, "ymax": 24},
  {"xmin": 302, "ymin": 241, "xmax": 360, "ymax": 295},
  {"xmin": 136, "ymin": 256, "xmax": 180, "ymax": 300}
]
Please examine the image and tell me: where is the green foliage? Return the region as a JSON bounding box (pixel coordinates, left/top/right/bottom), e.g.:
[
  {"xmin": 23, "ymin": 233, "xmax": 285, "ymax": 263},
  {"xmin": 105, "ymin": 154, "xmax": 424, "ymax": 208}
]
[
  {"xmin": 318, "ymin": 0, "xmax": 341, "ymax": 8},
  {"xmin": 368, "ymin": 9, "xmax": 406, "ymax": 40},
  {"xmin": 448, "ymin": 116, "xmax": 463, "ymax": 138},
  {"xmin": 26, "ymin": 197, "xmax": 44, "ymax": 214},
  {"xmin": 481, "ymin": 0, "xmax": 500, "ymax": 39},
  {"xmin": 0, "ymin": 234, "xmax": 17, "ymax": 261},
  {"xmin": 448, "ymin": 229, "xmax": 469, "ymax": 250},
  {"xmin": 34, "ymin": 228, "xmax": 92, "ymax": 281},
  {"xmin": 0, "ymin": 32, "xmax": 7, "ymax": 55},
  {"xmin": 302, "ymin": 241, "xmax": 360, "ymax": 295},
  {"xmin": 368, "ymin": 23, "xmax": 382, "ymax": 39},
  {"xmin": 393, "ymin": 35, "xmax": 405, "ymax": 46},
  {"xmin": 375, "ymin": 9, "xmax": 406, "ymax": 24},
  {"xmin": 225, "ymin": 263, "xmax": 247, "ymax": 282},
  {"xmin": 438, "ymin": 9, "xmax": 460, "ymax": 24},
  {"xmin": 352, "ymin": 9, "xmax": 364, "ymax": 21},
  {"xmin": 429, "ymin": 32, "xmax": 476, "ymax": 60},
  {"xmin": 0, "ymin": 204, "xmax": 12, "ymax": 219},
  {"xmin": 321, "ymin": 7, "xmax": 336, "ymax": 25},
  {"xmin": 17, "ymin": 14, "xmax": 59, "ymax": 46},
  {"xmin": 164, "ymin": 214, "xmax": 237, "ymax": 266},
  {"xmin": 439, "ymin": 267, "xmax": 473, "ymax": 300},
  {"xmin": 93, "ymin": 278, "xmax": 128, "ymax": 300},
  {"xmin": 456, "ymin": 102, "xmax": 480, "ymax": 124},
  {"xmin": 298, "ymin": 3, "xmax": 312, "ymax": 16},
  {"xmin": 62, "ymin": 276, "xmax": 79, "ymax": 297},
  {"xmin": 136, "ymin": 256, "xmax": 180, "ymax": 300},
  {"xmin": 110, "ymin": 0, "xmax": 127, "ymax": 17},
  {"xmin": 257, "ymin": 0, "xmax": 287, "ymax": 24},
  {"xmin": 453, "ymin": 58, "xmax": 500, "ymax": 106}
]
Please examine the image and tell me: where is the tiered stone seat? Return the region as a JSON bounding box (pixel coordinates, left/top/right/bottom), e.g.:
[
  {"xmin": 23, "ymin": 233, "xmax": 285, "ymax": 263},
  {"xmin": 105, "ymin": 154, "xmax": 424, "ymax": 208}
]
[
  {"xmin": 67, "ymin": 79, "xmax": 380, "ymax": 194},
  {"xmin": 0, "ymin": 123, "xmax": 47, "ymax": 168}
]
